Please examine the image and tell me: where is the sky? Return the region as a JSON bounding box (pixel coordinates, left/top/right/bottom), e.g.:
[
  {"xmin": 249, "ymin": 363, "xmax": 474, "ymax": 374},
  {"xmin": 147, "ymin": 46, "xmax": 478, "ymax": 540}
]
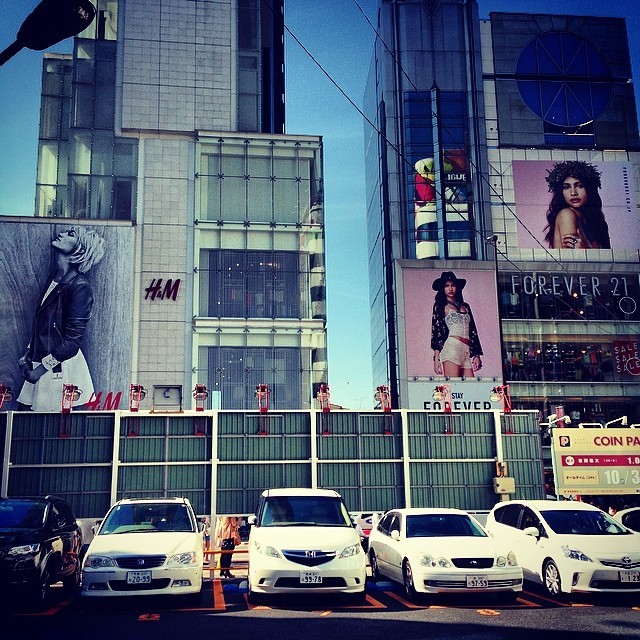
[{"xmin": 1, "ymin": 0, "xmax": 639, "ymax": 409}]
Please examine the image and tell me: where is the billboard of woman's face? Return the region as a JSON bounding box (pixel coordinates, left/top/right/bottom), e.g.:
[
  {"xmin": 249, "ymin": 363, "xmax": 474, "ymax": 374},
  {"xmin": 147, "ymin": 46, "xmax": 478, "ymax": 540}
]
[
  {"xmin": 402, "ymin": 267, "xmax": 502, "ymax": 380},
  {"xmin": 512, "ymin": 160, "xmax": 639, "ymax": 251}
]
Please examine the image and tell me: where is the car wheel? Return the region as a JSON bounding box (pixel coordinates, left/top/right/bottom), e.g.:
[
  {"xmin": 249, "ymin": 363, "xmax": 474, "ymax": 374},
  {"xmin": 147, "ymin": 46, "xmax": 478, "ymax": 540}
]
[
  {"xmin": 246, "ymin": 573, "xmax": 264, "ymax": 606},
  {"xmin": 543, "ymin": 559, "xmax": 562, "ymax": 598},
  {"xmin": 369, "ymin": 549, "xmax": 380, "ymax": 581},
  {"xmin": 62, "ymin": 563, "xmax": 81, "ymax": 595},
  {"xmin": 33, "ymin": 568, "xmax": 50, "ymax": 606},
  {"xmin": 402, "ymin": 559, "xmax": 418, "ymax": 601}
]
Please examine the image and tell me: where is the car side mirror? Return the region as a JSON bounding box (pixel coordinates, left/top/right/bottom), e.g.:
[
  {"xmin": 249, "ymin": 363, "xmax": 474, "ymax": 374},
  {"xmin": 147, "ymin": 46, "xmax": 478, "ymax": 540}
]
[
  {"xmin": 247, "ymin": 515, "xmax": 257, "ymax": 526},
  {"xmin": 523, "ymin": 526, "xmax": 539, "ymax": 538},
  {"xmin": 390, "ymin": 529, "xmax": 400, "ymax": 541}
]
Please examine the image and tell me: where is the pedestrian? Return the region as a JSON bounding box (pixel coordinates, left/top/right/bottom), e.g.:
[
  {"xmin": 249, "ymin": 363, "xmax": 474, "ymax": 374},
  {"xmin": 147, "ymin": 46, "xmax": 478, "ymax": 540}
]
[
  {"xmin": 215, "ymin": 515, "xmax": 242, "ymax": 578},
  {"xmin": 202, "ymin": 516, "xmax": 211, "ymax": 564}
]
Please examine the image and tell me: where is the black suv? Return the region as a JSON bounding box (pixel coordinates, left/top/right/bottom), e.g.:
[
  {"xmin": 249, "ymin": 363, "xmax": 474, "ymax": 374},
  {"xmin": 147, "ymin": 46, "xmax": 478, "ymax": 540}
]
[{"xmin": 0, "ymin": 495, "xmax": 83, "ymax": 604}]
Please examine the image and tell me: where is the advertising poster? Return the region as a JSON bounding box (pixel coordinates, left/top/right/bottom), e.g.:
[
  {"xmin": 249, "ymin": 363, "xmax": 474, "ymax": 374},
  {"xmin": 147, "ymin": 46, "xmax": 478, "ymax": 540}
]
[
  {"xmin": 552, "ymin": 428, "xmax": 640, "ymax": 496},
  {"xmin": 0, "ymin": 219, "xmax": 135, "ymax": 412},
  {"xmin": 401, "ymin": 267, "xmax": 503, "ymax": 411},
  {"xmin": 512, "ymin": 160, "xmax": 639, "ymax": 251}
]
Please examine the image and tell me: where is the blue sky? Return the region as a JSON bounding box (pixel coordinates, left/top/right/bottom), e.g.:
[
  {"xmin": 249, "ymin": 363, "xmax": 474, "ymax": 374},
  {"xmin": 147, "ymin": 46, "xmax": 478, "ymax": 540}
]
[{"xmin": 1, "ymin": 1, "xmax": 639, "ymax": 408}]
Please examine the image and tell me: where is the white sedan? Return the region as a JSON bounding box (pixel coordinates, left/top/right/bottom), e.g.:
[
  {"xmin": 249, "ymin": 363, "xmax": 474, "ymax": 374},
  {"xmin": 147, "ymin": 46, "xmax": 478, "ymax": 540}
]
[
  {"xmin": 81, "ymin": 497, "xmax": 204, "ymax": 598},
  {"xmin": 368, "ymin": 508, "xmax": 522, "ymax": 601}
]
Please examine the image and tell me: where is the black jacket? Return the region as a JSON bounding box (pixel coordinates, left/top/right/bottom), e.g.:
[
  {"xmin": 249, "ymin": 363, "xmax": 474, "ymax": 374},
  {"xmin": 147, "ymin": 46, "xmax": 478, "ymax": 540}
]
[{"xmin": 27, "ymin": 270, "xmax": 94, "ymax": 369}]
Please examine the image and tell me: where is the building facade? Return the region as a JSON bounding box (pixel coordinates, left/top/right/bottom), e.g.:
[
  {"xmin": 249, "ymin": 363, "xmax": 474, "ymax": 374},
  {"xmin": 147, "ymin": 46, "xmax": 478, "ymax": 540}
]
[
  {"xmin": 12, "ymin": 0, "xmax": 328, "ymax": 412},
  {"xmin": 364, "ymin": 0, "xmax": 640, "ymax": 425}
]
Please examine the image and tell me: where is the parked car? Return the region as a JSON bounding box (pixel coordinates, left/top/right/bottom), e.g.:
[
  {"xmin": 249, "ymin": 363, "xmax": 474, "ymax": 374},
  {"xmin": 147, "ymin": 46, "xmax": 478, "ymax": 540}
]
[
  {"xmin": 351, "ymin": 512, "xmax": 381, "ymax": 551},
  {"xmin": 81, "ymin": 497, "xmax": 203, "ymax": 598},
  {"xmin": 485, "ymin": 499, "xmax": 640, "ymax": 597},
  {"xmin": 368, "ymin": 508, "xmax": 522, "ymax": 601},
  {"xmin": 246, "ymin": 488, "xmax": 366, "ymax": 603},
  {"xmin": 612, "ymin": 507, "xmax": 640, "ymax": 533},
  {"xmin": 0, "ymin": 495, "xmax": 83, "ymax": 605}
]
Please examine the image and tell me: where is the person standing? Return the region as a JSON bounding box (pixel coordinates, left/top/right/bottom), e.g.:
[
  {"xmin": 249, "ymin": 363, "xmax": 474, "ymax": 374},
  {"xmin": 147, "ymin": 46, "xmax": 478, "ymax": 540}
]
[{"xmin": 215, "ymin": 515, "xmax": 242, "ymax": 578}]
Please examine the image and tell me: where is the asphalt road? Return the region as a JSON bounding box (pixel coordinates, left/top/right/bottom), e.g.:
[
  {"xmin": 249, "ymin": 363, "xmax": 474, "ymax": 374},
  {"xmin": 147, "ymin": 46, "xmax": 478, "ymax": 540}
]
[{"xmin": 2, "ymin": 578, "xmax": 640, "ymax": 640}]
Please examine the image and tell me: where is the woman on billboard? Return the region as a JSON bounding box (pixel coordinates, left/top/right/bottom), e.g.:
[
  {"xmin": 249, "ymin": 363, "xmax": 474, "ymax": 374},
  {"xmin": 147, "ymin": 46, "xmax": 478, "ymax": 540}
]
[
  {"xmin": 543, "ymin": 160, "xmax": 611, "ymax": 249},
  {"xmin": 430, "ymin": 271, "xmax": 483, "ymax": 378},
  {"xmin": 16, "ymin": 226, "xmax": 105, "ymax": 411}
]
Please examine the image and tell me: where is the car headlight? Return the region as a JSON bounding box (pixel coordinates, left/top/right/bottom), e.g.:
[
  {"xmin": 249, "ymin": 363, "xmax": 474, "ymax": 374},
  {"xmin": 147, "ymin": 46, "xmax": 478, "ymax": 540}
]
[
  {"xmin": 9, "ymin": 543, "xmax": 40, "ymax": 556},
  {"xmin": 496, "ymin": 551, "xmax": 518, "ymax": 567},
  {"xmin": 338, "ymin": 543, "xmax": 361, "ymax": 559},
  {"xmin": 168, "ymin": 552, "xmax": 197, "ymax": 565},
  {"xmin": 85, "ymin": 555, "xmax": 116, "ymax": 568},
  {"xmin": 561, "ymin": 545, "xmax": 593, "ymax": 562},
  {"xmin": 419, "ymin": 554, "xmax": 450, "ymax": 568},
  {"xmin": 253, "ymin": 540, "xmax": 281, "ymax": 558}
]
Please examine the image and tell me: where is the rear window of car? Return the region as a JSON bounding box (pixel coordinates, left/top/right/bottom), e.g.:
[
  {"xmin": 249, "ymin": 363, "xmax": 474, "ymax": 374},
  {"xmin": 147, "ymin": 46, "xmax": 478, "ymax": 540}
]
[
  {"xmin": 540, "ymin": 509, "xmax": 629, "ymax": 535},
  {"xmin": 259, "ymin": 496, "xmax": 351, "ymax": 527}
]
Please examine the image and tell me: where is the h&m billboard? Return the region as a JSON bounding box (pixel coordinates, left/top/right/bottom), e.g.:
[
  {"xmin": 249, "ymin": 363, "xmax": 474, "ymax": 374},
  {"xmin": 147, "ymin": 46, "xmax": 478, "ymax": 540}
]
[{"xmin": 0, "ymin": 219, "xmax": 134, "ymax": 411}]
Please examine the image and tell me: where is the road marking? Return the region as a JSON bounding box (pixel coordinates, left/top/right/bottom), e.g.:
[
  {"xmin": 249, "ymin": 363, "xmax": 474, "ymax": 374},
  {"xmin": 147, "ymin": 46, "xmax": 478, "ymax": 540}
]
[
  {"xmin": 385, "ymin": 591, "xmax": 429, "ymax": 609},
  {"xmin": 477, "ymin": 609, "xmax": 500, "ymax": 616},
  {"xmin": 212, "ymin": 578, "xmax": 226, "ymax": 610},
  {"xmin": 522, "ymin": 590, "xmax": 571, "ymax": 607},
  {"xmin": 138, "ymin": 613, "xmax": 160, "ymax": 621}
]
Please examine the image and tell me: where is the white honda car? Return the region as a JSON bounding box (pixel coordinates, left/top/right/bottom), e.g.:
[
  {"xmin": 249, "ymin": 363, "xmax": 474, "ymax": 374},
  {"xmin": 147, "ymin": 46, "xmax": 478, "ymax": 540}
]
[
  {"xmin": 246, "ymin": 488, "xmax": 366, "ymax": 603},
  {"xmin": 81, "ymin": 497, "xmax": 204, "ymax": 598},
  {"xmin": 485, "ymin": 499, "xmax": 640, "ymax": 597},
  {"xmin": 368, "ymin": 507, "xmax": 522, "ymax": 601}
]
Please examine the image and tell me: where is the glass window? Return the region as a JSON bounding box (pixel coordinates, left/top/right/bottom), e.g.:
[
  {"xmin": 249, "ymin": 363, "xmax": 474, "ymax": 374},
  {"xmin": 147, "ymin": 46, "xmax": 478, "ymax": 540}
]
[
  {"xmin": 206, "ymin": 346, "xmax": 304, "ymax": 410},
  {"xmin": 200, "ymin": 249, "xmax": 305, "ymax": 319}
]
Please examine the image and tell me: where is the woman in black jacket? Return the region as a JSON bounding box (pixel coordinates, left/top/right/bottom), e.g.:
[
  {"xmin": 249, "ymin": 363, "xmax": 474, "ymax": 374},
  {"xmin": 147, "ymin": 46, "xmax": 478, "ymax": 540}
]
[{"xmin": 17, "ymin": 226, "xmax": 105, "ymax": 411}]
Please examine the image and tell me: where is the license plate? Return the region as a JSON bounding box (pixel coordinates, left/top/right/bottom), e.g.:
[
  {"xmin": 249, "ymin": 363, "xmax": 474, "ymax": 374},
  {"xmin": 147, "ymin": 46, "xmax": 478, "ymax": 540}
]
[
  {"xmin": 466, "ymin": 575, "xmax": 489, "ymax": 588},
  {"xmin": 127, "ymin": 570, "xmax": 152, "ymax": 584},
  {"xmin": 300, "ymin": 571, "xmax": 322, "ymax": 584},
  {"xmin": 620, "ymin": 570, "xmax": 640, "ymax": 583}
]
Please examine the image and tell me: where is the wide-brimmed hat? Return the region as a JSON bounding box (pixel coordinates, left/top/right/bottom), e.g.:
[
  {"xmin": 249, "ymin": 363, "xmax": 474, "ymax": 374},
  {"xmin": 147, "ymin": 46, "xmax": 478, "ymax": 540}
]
[{"xmin": 432, "ymin": 271, "xmax": 466, "ymax": 291}]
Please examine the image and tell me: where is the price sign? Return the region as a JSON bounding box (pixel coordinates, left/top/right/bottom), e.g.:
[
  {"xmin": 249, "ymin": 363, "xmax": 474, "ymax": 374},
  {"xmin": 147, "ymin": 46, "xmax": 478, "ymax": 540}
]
[{"xmin": 551, "ymin": 429, "xmax": 640, "ymax": 496}]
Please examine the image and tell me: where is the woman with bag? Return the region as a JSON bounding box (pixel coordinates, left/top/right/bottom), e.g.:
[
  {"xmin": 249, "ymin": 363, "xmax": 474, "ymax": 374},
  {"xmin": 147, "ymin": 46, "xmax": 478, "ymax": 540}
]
[{"xmin": 215, "ymin": 515, "xmax": 242, "ymax": 578}]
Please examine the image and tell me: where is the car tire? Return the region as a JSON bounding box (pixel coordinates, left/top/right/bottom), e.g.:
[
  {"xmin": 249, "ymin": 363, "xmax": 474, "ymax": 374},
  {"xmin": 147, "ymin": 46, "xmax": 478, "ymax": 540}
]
[
  {"xmin": 543, "ymin": 559, "xmax": 562, "ymax": 598},
  {"xmin": 402, "ymin": 559, "xmax": 418, "ymax": 601},
  {"xmin": 369, "ymin": 549, "xmax": 380, "ymax": 581},
  {"xmin": 33, "ymin": 567, "xmax": 50, "ymax": 606},
  {"xmin": 247, "ymin": 573, "xmax": 264, "ymax": 606},
  {"xmin": 62, "ymin": 563, "xmax": 81, "ymax": 595}
]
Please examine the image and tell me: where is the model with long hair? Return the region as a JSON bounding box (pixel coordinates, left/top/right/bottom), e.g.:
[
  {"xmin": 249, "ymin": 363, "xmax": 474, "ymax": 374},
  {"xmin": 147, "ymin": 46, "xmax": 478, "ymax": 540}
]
[{"xmin": 543, "ymin": 160, "xmax": 610, "ymax": 249}]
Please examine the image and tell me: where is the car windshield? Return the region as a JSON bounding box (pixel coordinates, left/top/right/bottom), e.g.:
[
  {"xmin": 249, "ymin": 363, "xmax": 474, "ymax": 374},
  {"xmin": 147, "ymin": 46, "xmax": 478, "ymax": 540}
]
[
  {"xmin": 99, "ymin": 503, "xmax": 195, "ymax": 534},
  {"xmin": 260, "ymin": 496, "xmax": 351, "ymax": 527},
  {"xmin": 405, "ymin": 513, "xmax": 487, "ymax": 538},
  {"xmin": 0, "ymin": 501, "xmax": 46, "ymax": 528},
  {"xmin": 540, "ymin": 509, "xmax": 629, "ymax": 535}
]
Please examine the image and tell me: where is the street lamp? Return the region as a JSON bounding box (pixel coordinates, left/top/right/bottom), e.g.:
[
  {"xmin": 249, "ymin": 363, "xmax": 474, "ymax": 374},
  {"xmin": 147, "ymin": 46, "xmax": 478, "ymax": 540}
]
[
  {"xmin": 486, "ymin": 234, "xmax": 508, "ymax": 386},
  {"xmin": 0, "ymin": 0, "xmax": 96, "ymax": 67},
  {"xmin": 0, "ymin": 384, "xmax": 13, "ymax": 410},
  {"xmin": 604, "ymin": 416, "xmax": 628, "ymax": 428}
]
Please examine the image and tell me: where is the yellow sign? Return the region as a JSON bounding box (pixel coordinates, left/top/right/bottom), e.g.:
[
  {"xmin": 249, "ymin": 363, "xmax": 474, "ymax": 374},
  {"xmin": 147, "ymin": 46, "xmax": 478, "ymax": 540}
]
[{"xmin": 551, "ymin": 428, "xmax": 640, "ymax": 496}]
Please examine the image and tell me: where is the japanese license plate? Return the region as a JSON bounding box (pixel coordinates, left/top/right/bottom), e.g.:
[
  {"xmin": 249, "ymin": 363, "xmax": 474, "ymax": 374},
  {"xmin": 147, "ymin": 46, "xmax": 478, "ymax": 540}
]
[
  {"xmin": 620, "ymin": 570, "xmax": 640, "ymax": 583},
  {"xmin": 300, "ymin": 571, "xmax": 322, "ymax": 584},
  {"xmin": 127, "ymin": 570, "xmax": 152, "ymax": 584},
  {"xmin": 466, "ymin": 575, "xmax": 489, "ymax": 588}
]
